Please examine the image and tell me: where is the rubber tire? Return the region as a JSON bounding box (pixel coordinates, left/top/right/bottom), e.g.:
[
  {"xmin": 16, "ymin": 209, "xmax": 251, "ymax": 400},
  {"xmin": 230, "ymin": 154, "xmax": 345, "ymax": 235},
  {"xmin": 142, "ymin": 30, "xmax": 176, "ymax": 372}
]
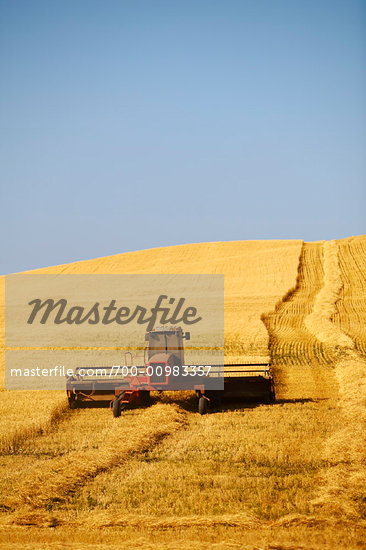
[
  {"xmin": 140, "ymin": 390, "xmax": 151, "ymax": 407},
  {"xmin": 264, "ymin": 390, "xmax": 276, "ymax": 404},
  {"xmin": 198, "ymin": 397, "xmax": 208, "ymax": 415},
  {"xmin": 69, "ymin": 398, "xmax": 77, "ymax": 409},
  {"xmin": 113, "ymin": 398, "xmax": 122, "ymax": 418}
]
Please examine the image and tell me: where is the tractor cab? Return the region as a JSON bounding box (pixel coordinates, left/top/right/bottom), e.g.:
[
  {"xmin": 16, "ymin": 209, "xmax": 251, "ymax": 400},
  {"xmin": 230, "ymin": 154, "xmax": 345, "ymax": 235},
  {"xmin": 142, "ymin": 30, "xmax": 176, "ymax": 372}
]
[
  {"xmin": 145, "ymin": 327, "xmax": 190, "ymax": 385},
  {"xmin": 146, "ymin": 326, "xmax": 190, "ymax": 365}
]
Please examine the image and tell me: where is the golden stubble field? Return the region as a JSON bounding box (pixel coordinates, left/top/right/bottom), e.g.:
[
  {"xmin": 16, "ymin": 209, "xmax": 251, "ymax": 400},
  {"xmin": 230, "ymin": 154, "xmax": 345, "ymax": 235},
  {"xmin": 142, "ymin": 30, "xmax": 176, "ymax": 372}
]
[{"xmin": 0, "ymin": 236, "xmax": 365, "ymax": 550}]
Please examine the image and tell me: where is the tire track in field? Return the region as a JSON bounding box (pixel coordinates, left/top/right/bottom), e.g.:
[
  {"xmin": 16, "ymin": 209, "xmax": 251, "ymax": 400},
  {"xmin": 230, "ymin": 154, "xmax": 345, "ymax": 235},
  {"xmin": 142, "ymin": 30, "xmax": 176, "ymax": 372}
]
[{"xmin": 5, "ymin": 404, "xmax": 187, "ymax": 511}]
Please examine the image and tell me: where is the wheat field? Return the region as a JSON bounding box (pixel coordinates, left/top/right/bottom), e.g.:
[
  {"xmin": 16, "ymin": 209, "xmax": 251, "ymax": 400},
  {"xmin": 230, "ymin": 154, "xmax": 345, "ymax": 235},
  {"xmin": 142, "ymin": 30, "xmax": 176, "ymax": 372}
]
[{"xmin": 0, "ymin": 237, "xmax": 365, "ymax": 549}]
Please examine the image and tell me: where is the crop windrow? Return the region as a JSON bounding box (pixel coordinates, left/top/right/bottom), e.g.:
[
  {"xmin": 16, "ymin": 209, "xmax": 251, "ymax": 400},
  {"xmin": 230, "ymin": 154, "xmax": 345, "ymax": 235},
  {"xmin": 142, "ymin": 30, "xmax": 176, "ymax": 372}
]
[
  {"xmin": 305, "ymin": 240, "xmax": 366, "ymax": 519},
  {"xmin": 5, "ymin": 403, "xmax": 188, "ymax": 512}
]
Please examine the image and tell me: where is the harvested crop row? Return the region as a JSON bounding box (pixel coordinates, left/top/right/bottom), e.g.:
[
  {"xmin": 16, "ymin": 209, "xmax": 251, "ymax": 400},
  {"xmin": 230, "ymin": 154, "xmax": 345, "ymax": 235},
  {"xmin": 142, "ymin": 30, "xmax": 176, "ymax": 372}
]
[
  {"xmin": 0, "ymin": 392, "xmax": 68, "ymax": 454},
  {"xmin": 4, "ymin": 404, "xmax": 187, "ymax": 511},
  {"xmin": 313, "ymin": 350, "xmax": 366, "ymax": 519},
  {"xmin": 0, "ymin": 405, "xmax": 139, "ymax": 510},
  {"xmin": 263, "ymin": 242, "xmax": 335, "ymax": 367},
  {"xmin": 305, "ymin": 240, "xmax": 354, "ymax": 350},
  {"xmin": 332, "ymin": 235, "xmax": 366, "ymax": 358},
  {"xmin": 261, "ymin": 239, "xmax": 339, "ymax": 453},
  {"xmin": 304, "ymin": 239, "xmax": 366, "ymax": 520}
]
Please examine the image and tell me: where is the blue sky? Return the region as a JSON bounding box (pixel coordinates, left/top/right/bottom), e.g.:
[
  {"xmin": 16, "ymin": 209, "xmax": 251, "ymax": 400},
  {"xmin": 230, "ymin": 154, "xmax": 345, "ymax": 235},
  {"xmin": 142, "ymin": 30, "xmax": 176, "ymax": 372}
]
[{"xmin": 0, "ymin": 0, "xmax": 365, "ymax": 274}]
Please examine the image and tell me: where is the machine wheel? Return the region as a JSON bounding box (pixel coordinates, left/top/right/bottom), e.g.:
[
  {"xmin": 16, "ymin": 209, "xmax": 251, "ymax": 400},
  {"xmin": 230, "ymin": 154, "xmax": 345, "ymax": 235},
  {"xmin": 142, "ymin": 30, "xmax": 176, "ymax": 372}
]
[
  {"xmin": 69, "ymin": 398, "xmax": 77, "ymax": 409},
  {"xmin": 264, "ymin": 390, "xmax": 276, "ymax": 404},
  {"xmin": 140, "ymin": 390, "xmax": 151, "ymax": 407},
  {"xmin": 113, "ymin": 398, "xmax": 122, "ymax": 418},
  {"xmin": 198, "ymin": 397, "xmax": 208, "ymax": 415}
]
